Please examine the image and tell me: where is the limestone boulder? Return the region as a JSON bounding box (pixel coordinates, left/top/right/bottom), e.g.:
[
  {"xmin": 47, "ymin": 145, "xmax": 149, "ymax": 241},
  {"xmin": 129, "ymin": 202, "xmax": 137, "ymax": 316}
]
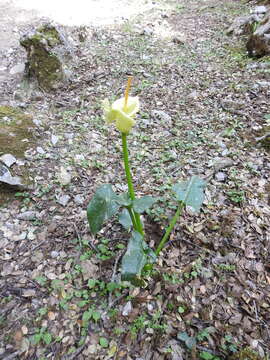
[
  {"xmin": 20, "ymin": 24, "xmax": 73, "ymax": 91},
  {"xmin": 0, "ymin": 105, "xmax": 35, "ymax": 157},
  {"xmin": 226, "ymin": 6, "xmax": 267, "ymax": 37},
  {"xmin": 247, "ymin": 10, "xmax": 270, "ymax": 57},
  {"xmin": 226, "ymin": 14, "xmax": 263, "ymax": 36},
  {"xmin": 0, "ymin": 106, "xmax": 35, "ymax": 200}
]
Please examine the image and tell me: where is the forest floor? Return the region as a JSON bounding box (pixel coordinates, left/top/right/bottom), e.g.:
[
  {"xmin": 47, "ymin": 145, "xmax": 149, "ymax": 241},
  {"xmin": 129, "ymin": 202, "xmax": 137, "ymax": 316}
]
[{"xmin": 0, "ymin": 0, "xmax": 270, "ymax": 359}]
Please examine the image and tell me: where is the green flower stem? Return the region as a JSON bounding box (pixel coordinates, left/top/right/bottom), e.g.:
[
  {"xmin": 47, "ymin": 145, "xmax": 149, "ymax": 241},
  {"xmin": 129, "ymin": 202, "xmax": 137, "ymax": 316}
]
[
  {"xmin": 121, "ymin": 133, "xmax": 144, "ymax": 235},
  {"xmin": 127, "ymin": 206, "xmax": 138, "ymax": 229},
  {"xmin": 155, "ymin": 202, "xmax": 185, "ymax": 255}
]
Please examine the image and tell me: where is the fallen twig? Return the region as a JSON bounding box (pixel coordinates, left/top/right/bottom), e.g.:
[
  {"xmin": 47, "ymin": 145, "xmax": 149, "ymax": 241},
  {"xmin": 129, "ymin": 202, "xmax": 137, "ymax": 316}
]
[
  {"xmin": 255, "ymin": 133, "xmax": 270, "ymax": 143},
  {"xmin": 73, "ymin": 223, "xmax": 98, "ymax": 252},
  {"xmin": 61, "ymin": 344, "xmax": 86, "ymax": 360},
  {"xmin": 108, "ymin": 250, "xmax": 125, "ymax": 306}
]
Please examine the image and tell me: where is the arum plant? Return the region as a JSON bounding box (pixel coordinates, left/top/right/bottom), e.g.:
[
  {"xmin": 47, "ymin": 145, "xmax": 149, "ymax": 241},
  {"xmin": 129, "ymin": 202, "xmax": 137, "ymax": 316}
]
[{"xmin": 87, "ymin": 77, "xmax": 206, "ymax": 285}]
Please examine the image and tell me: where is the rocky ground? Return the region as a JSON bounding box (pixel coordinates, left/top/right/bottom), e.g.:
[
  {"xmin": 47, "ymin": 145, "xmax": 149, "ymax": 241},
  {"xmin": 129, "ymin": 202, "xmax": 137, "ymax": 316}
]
[{"xmin": 0, "ymin": 0, "xmax": 270, "ymax": 359}]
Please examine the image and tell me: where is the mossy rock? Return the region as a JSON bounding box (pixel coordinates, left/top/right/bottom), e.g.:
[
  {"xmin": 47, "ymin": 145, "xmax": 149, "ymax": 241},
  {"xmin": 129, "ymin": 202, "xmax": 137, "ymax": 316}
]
[
  {"xmin": 256, "ymin": 126, "xmax": 270, "ymax": 150},
  {"xmin": 0, "ymin": 105, "xmax": 35, "ymax": 157},
  {"xmin": 20, "ymin": 24, "xmax": 66, "ymax": 91},
  {"xmin": 229, "ymin": 347, "xmax": 266, "ymax": 360}
]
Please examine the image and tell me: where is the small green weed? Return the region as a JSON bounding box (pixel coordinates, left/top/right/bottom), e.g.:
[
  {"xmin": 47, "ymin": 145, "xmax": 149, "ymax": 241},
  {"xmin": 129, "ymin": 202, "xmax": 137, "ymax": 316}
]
[
  {"xmin": 216, "ymin": 263, "xmax": 236, "ymax": 272},
  {"xmin": 32, "ymin": 327, "xmax": 52, "ymax": 345},
  {"xmin": 227, "ymin": 190, "xmax": 245, "ymax": 204}
]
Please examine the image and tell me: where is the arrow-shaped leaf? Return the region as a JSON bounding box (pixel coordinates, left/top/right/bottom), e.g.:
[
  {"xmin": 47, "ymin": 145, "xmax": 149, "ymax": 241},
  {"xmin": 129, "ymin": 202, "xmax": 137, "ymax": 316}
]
[
  {"xmin": 116, "ymin": 193, "xmax": 132, "ymax": 206},
  {"xmin": 121, "ymin": 231, "xmax": 157, "ymax": 285},
  {"xmin": 87, "ymin": 184, "xmax": 120, "ymax": 234},
  {"xmin": 133, "ymin": 196, "xmax": 157, "ymax": 213},
  {"xmin": 119, "ymin": 208, "xmax": 133, "ymax": 230},
  {"xmin": 172, "ymin": 176, "xmax": 206, "ymax": 213}
]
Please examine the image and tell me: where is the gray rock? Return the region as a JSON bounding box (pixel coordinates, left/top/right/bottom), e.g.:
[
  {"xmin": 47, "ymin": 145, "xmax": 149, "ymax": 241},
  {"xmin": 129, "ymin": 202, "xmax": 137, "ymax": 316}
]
[
  {"xmin": 213, "ymin": 158, "xmax": 234, "ymax": 172},
  {"xmin": 36, "ymin": 146, "xmax": 45, "ymax": 154},
  {"xmin": 122, "ymin": 301, "xmax": 132, "ymax": 316},
  {"xmin": 172, "ymin": 34, "xmax": 186, "ymax": 44},
  {"xmin": 51, "ymin": 134, "xmax": 59, "ymax": 146},
  {"xmin": 56, "ymin": 194, "xmax": 71, "ymax": 206},
  {"xmin": 253, "ymin": 6, "xmax": 267, "ymax": 15},
  {"xmin": 51, "ymin": 251, "xmax": 59, "ymax": 258},
  {"xmin": 151, "ymin": 110, "xmax": 172, "ymax": 123},
  {"xmin": 74, "ymin": 194, "xmax": 84, "ymax": 205},
  {"xmin": 20, "ymin": 24, "xmax": 74, "ymax": 91},
  {"xmin": 227, "ymin": 14, "xmax": 263, "ymax": 36},
  {"xmin": 0, "ymin": 154, "xmax": 17, "ymax": 167},
  {"xmin": 247, "ymin": 10, "xmax": 270, "ymax": 57},
  {"xmin": 215, "ymin": 172, "xmax": 227, "ymax": 182},
  {"xmin": 58, "ymin": 166, "xmax": 72, "ymax": 185},
  {"xmin": 0, "ymin": 163, "xmax": 26, "ymax": 188},
  {"xmin": 221, "ymin": 149, "xmax": 229, "ymax": 156},
  {"xmin": 18, "ymin": 211, "xmax": 36, "ymax": 221}
]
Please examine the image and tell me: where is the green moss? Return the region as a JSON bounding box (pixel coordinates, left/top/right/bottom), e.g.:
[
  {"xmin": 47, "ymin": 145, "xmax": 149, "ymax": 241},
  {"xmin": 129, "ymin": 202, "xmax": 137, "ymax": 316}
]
[
  {"xmin": 0, "ymin": 106, "xmax": 35, "ymax": 206},
  {"xmin": 230, "ymin": 347, "xmax": 266, "ymax": 360},
  {"xmin": 0, "ymin": 106, "xmax": 35, "ymax": 157},
  {"xmin": 38, "ymin": 25, "xmax": 62, "ymax": 47},
  {"xmin": 20, "ymin": 25, "xmax": 64, "ymax": 90}
]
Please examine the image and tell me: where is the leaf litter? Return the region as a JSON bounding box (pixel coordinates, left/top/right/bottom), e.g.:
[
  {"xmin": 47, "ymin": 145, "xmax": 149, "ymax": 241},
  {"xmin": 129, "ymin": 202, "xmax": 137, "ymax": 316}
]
[{"xmin": 0, "ymin": 0, "xmax": 270, "ymax": 359}]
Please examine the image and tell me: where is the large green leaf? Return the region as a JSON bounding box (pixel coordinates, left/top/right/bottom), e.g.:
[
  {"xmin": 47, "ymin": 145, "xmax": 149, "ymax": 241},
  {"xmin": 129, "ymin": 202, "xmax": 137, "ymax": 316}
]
[
  {"xmin": 172, "ymin": 176, "xmax": 206, "ymax": 213},
  {"xmin": 116, "ymin": 193, "xmax": 132, "ymax": 206},
  {"xmin": 87, "ymin": 184, "xmax": 120, "ymax": 234},
  {"xmin": 133, "ymin": 196, "xmax": 157, "ymax": 213},
  {"xmin": 119, "ymin": 208, "xmax": 132, "ymax": 230},
  {"xmin": 121, "ymin": 231, "xmax": 147, "ymax": 285}
]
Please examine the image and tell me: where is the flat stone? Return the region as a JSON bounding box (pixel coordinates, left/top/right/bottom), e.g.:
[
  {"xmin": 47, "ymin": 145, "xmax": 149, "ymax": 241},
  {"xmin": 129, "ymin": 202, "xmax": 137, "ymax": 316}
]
[
  {"xmin": 215, "ymin": 171, "xmax": 227, "ymax": 182},
  {"xmin": 122, "ymin": 301, "xmax": 132, "ymax": 316},
  {"xmin": 74, "ymin": 194, "xmax": 84, "ymax": 205},
  {"xmin": 58, "ymin": 166, "xmax": 72, "ymax": 185},
  {"xmin": 36, "ymin": 146, "xmax": 45, "ymax": 154},
  {"xmin": 51, "ymin": 135, "xmax": 59, "ymax": 146},
  {"xmin": 18, "ymin": 211, "xmax": 36, "ymax": 221},
  {"xmin": 80, "ymin": 260, "xmax": 98, "ymax": 281},
  {"xmin": 22, "ymin": 289, "xmax": 36, "ymax": 297},
  {"xmin": 152, "ymin": 110, "xmax": 172, "ymax": 123},
  {"xmin": 172, "ymin": 34, "xmax": 186, "ymax": 44},
  {"xmin": 51, "ymin": 251, "xmax": 59, "ymax": 258},
  {"xmin": 56, "ymin": 194, "xmax": 71, "ymax": 206},
  {"xmin": 0, "ymin": 163, "xmax": 25, "ymax": 188},
  {"xmin": 0, "ymin": 154, "xmax": 17, "ymax": 167},
  {"xmin": 253, "ymin": 6, "xmax": 267, "ymax": 14}
]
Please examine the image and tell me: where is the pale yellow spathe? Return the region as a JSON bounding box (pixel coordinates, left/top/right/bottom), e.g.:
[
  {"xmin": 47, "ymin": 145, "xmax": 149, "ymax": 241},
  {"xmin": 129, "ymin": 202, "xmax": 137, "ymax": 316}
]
[{"xmin": 102, "ymin": 96, "xmax": 139, "ymax": 134}]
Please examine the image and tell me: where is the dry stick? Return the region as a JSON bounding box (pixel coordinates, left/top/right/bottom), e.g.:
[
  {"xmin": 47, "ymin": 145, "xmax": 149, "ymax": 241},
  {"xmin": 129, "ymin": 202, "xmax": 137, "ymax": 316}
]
[
  {"xmin": 101, "ymin": 292, "xmax": 128, "ymax": 318},
  {"xmin": 73, "ymin": 223, "xmax": 98, "ymax": 252},
  {"xmin": 108, "ymin": 250, "xmax": 125, "ymax": 306},
  {"xmin": 256, "ymin": 133, "xmax": 270, "ymax": 143},
  {"xmin": 166, "ymin": 236, "xmax": 213, "ymax": 253},
  {"xmin": 61, "ymin": 344, "xmax": 86, "ymax": 360},
  {"xmin": 253, "ymin": 299, "xmax": 259, "ymax": 321},
  {"xmin": 220, "ymin": 101, "xmax": 252, "ymax": 122},
  {"xmin": 31, "ymin": 240, "xmax": 46, "ymax": 252}
]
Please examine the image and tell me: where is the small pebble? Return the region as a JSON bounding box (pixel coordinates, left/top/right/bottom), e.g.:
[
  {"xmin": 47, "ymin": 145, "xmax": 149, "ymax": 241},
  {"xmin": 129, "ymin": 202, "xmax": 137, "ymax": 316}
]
[
  {"xmin": 215, "ymin": 172, "xmax": 227, "ymax": 182},
  {"xmin": 51, "ymin": 251, "xmax": 59, "ymax": 258},
  {"xmin": 122, "ymin": 301, "xmax": 132, "ymax": 316}
]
